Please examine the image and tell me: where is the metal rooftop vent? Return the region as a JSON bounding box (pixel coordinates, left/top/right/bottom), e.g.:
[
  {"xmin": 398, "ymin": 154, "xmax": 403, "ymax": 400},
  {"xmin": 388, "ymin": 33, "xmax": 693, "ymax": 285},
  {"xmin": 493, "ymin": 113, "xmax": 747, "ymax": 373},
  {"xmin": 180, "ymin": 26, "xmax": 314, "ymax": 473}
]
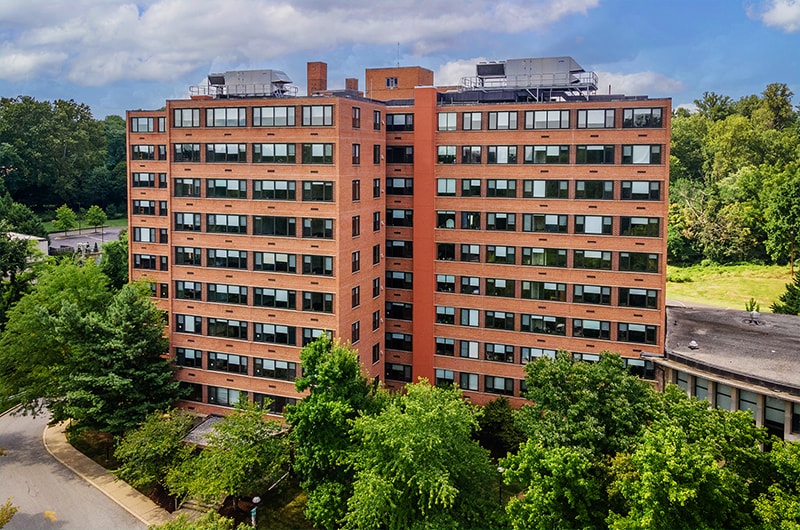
[{"xmin": 191, "ymin": 69, "xmax": 298, "ymax": 98}]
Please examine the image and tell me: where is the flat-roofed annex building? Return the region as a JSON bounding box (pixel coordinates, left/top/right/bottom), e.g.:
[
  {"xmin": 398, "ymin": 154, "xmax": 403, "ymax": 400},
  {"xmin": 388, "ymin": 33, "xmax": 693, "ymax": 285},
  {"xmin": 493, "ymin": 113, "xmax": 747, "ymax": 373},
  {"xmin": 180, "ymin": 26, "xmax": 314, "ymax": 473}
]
[{"xmin": 127, "ymin": 57, "xmax": 670, "ymax": 415}]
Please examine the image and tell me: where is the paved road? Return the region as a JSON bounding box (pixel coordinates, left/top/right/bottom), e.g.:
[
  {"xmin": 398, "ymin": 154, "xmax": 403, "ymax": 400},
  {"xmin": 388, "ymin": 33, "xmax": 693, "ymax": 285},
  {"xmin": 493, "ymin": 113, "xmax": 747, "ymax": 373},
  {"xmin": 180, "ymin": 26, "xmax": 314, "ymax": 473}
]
[
  {"xmin": 50, "ymin": 226, "xmax": 125, "ymax": 254},
  {"xmin": 0, "ymin": 410, "xmax": 146, "ymax": 530}
]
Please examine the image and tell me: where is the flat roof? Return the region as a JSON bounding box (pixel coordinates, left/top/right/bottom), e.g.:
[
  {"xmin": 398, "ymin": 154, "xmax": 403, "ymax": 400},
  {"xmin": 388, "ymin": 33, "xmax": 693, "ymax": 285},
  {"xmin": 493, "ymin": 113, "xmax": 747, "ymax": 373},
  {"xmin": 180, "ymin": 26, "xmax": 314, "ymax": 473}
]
[{"xmin": 665, "ymin": 304, "xmax": 800, "ymax": 394}]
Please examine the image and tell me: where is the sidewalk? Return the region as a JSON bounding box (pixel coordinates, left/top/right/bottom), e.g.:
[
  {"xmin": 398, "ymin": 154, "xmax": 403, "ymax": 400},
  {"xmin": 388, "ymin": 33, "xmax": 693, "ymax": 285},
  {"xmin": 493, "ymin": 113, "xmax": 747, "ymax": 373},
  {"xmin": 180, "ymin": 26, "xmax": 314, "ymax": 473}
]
[{"xmin": 42, "ymin": 422, "xmax": 173, "ymax": 527}]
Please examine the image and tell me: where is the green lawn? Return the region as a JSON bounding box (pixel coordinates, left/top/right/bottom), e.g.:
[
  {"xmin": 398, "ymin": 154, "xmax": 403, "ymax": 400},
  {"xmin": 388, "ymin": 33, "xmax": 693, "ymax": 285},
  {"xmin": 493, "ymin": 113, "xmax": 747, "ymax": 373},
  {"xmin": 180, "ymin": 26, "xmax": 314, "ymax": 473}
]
[{"xmin": 666, "ymin": 263, "xmax": 793, "ymax": 312}]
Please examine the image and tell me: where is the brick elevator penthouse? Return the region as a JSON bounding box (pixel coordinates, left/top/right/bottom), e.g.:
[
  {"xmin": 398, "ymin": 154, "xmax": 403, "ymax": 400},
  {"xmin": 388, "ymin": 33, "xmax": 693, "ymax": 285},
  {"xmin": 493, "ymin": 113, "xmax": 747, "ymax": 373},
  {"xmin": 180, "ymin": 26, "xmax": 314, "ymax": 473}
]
[{"xmin": 127, "ymin": 57, "xmax": 670, "ymax": 414}]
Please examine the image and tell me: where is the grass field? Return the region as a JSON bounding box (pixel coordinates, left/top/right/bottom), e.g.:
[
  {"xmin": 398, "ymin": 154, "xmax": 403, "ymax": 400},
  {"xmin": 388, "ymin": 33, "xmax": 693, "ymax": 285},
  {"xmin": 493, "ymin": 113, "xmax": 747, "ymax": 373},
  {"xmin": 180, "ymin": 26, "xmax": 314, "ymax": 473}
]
[{"xmin": 666, "ymin": 263, "xmax": 793, "ymax": 312}]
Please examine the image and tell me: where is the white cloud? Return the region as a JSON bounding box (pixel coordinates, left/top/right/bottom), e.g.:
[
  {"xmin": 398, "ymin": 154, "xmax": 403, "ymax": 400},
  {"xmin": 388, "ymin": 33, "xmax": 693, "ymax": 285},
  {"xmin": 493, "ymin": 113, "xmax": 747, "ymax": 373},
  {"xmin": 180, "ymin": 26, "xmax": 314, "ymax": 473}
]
[
  {"xmin": 0, "ymin": 0, "xmax": 600, "ymax": 86},
  {"xmin": 595, "ymin": 71, "xmax": 684, "ymax": 97},
  {"xmin": 751, "ymin": 0, "xmax": 800, "ymax": 32},
  {"xmin": 435, "ymin": 57, "xmax": 488, "ymax": 86}
]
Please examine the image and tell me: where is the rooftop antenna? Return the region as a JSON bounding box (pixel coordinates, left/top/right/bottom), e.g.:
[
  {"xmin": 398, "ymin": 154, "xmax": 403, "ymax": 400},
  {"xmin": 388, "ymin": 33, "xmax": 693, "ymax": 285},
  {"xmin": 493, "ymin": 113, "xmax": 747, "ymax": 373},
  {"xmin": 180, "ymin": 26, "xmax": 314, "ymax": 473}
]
[{"xmin": 396, "ymin": 42, "xmax": 400, "ymax": 67}]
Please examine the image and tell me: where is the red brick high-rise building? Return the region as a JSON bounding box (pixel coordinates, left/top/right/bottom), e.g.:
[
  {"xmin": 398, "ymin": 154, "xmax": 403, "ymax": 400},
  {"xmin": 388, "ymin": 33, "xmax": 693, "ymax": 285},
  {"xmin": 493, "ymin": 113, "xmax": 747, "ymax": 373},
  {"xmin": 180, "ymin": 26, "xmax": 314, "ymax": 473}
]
[{"xmin": 127, "ymin": 57, "xmax": 669, "ymax": 414}]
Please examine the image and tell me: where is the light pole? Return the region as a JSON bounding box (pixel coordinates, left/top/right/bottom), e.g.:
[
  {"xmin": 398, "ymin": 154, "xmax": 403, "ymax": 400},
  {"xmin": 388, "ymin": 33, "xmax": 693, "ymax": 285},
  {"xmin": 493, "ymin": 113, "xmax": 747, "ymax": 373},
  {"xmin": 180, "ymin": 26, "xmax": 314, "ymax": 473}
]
[
  {"xmin": 250, "ymin": 496, "xmax": 261, "ymax": 528},
  {"xmin": 497, "ymin": 466, "xmax": 505, "ymax": 505}
]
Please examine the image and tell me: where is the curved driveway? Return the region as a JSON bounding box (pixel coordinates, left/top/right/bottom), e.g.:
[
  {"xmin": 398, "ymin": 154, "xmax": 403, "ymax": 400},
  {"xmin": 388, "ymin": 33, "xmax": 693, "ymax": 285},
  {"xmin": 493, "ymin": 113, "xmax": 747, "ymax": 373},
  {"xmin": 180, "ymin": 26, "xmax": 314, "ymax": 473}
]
[{"xmin": 0, "ymin": 410, "xmax": 146, "ymax": 530}]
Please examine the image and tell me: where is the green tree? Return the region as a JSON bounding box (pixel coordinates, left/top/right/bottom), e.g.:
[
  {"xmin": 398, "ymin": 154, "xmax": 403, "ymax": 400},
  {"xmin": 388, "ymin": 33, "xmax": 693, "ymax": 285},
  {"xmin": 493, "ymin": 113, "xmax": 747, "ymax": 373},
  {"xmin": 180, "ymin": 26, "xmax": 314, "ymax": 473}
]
[
  {"xmin": 0, "ymin": 498, "xmax": 17, "ymax": 529},
  {"xmin": 284, "ymin": 336, "xmax": 385, "ymax": 530},
  {"xmin": 149, "ymin": 510, "xmax": 249, "ymax": 530},
  {"xmin": 84, "ymin": 205, "xmax": 107, "ymax": 232},
  {"xmin": 475, "ymin": 396, "xmax": 525, "ymax": 461},
  {"xmin": 694, "ymin": 91, "xmax": 734, "ymax": 122},
  {"xmin": 100, "ymin": 229, "xmax": 128, "ymax": 290},
  {"xmin": 763, "ymin": 164, "xmax": 800, "ymax": 273},
  {"xmin": 0, "ymin": 194, "xmax": 47, "ymax": 238},
  {"xmin": 0, "ymin": 221, "xmax": 44, "ymax": 331},
  {"xmin": 114, "ymin": 409, "xmax": 195, "ymax": 491},
  {"xmin": 754, "ymin": 440, "xmax": 800, "ymax": 529},
  {"xmin": 771, "ymin": 270, "xmax": 800, "ymax": 315},
  {"xmin": 166, "ymin": 400, "xmax": 289, "ymax": 510},
  {"xmin": 344, "ymin": 381, "xmax": 501, "ymax": 530},
  {"xmin": 53, "ymin": 204, "xmax": 77, "ymax": 232},
  {"xmin": 761, "ymin": 82, "xmax": 796, "ymax": 130}
]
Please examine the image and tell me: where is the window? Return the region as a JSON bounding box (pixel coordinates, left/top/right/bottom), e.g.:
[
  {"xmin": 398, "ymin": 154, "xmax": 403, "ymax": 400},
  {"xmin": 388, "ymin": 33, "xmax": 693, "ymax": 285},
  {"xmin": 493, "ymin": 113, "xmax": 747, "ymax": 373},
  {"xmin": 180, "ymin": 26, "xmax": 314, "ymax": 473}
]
[
  {"xmin": 373, "ymin": 178, "xmax": 381, "ymax": 198},
  {"xmin": 576, "ymin": 145, "xmax": 614, "ymax": 164},
  {"xmin": 436, "ymin": 274, "xmax": 455, "ymax": 292},
  {"xmin": 131, "ymin": 145, "xmax": 155, "ymax": 160},
  {"xmin": 487, "ymin": 179, "xmax": 516, "ymax": 197},
  {"xmin": 386, "ymin": 209, "xmax": 413, "ymax": 227},
  {"xmin": 485, "ymin": 343, "xmax": 514, "ymax": 363},
  {"xmin": 486, "ymin": 212, "xmax": 516, "ymax": 231},
  {"xmin": 303, "ymin": 291, "xmax": 334, "ymax": 313},
  {"xmin": 302, "ymin": 328, "xmax": 332, "ymax": 346},
  {"xmin": 461, "ymin": 212, "xmax": 481, "ymax": 230},
  {"xmin": 435, "ymin": 337, "xmax": 455, "ymax": 356},
  {"xmin": 302, "ymin": 105, "xmax": 333, "ymax": 126},
  {"xmin": 384, "ymin": 178, "xmax": 413, "ymax": 196},
  {"xmin": 352, "ymin": 143, "xmax": 360, "ymax": 164},
  {"xmin": 254, "ymin": 324, "xmax": 297, "ymax": 345},
  {"xmin": 487, "ymin": 146, "xmax": 517, "ymax": 164},
  {"xmin": 175, "ymin": 348, "xmax": 202, "ymax": 367},
  {"xmin": 524, "ymin": 145, "xmax": 569, "ymax": 164},
  {"xmin": 577, "ymin": 109, "xmax": 615, "ymax": 128},
  {"xmin": 618, "ymin": 323, "xmax": 658, "ymax": 344},
  {"xmin": 253, "ymin": 216, "xmax": 296, "ymax": 237},
  {"xmin": 131, "ymin": 116, "xmax": 154, "ymax": 132},
  {"xmin": 373, "ymin": 110, "xmax": 381, "ymax": 130},
  {"xmin": 486, "ymin": 245, "xmax": 515, "ymax": 264},
  {"xmin": 351, "ymin": 321, "xmax": 360, "ymax": 343},
  {"xmin": 437, "ymin": 145, "xmax": 456, "ymax": 164},
  {"xmin": 302, "ymin": 143, "xmax": 334, "ymax": 164},
  {"xmin": 207, "ymin": 249, "xmax": 247, "ymax": 269},
  {"xmin": 174, "ymin": 247, "xmax": 201, "ymax": 266},
  {"xmin": 520, "ymin": 314, "xmax": 566, "ymax": 335},
  {"xmin": 373, "ymin": 211, "xmax": 381, "ymax": 232},
  {"xmin": 173, "ymin": 143, "xmax": 201, "ymax": 162},
  {"xmin": 352, "ymin": 107, "xmax": 361, "ymax": 128},
  {"xmin": 573, "ymin": 250, "xmax": 612, "ymax": 270},
  {"xmin": 351, "ymin": 179, "xmax": 361, "ymax": 202},
  {"xmin": 573, "ymin": 319, "xmax": 611, "ymax": 339},
  {"xmin": 206, "ymin": 107, "xmax": 245, "ymax": 127},
  {"xmin": 385, "ymin": 146, "xmax": 413, "ymax": 163},
  {"xmin": 525, "ymin": 109, "xmax": 569, "ymax": 129},
  {"xmin": 521, "ymin": 247, "xmax": 568, "ymax": 267},
  {"xmin": 303, "ymin": 255, "xmax": 334, "ymax": 276},
  {"xmin": 254, "ymin": 359, "xmax": 297, "ymax": 381},
  {"xmin": 622, "ymin": 145, "xmax": 662, "ymax": 164},
  {"xmin": 620, "ymin": 217, "xmax": 660, "ymax": 237},
  {"xmin": 386, "ymin": 113, "xmax": 414, "ymax": 131},
  {"xmin": 619, "ymin": 252, "xmax": 659, "ymax": 273},
  {"xmin": 485, "ymin": 376, "xmax": 514, "ymax": 395},
  {"xmin": 302, "ymin": 218, "xmax": 333, "ymax": 239},
  {"xmin": 352, "ymin": 216, "xmax": 360, "ymax": 237},
  {"xmin": 460, "ymin": 308, "xmax": 479, "ymax": 327},
  {"xmin": 575, "ymin": 215, "xmax": 613, "ymax": 235},
  {"xmin": 460, "ymin": 372, "xmax": 479, "ymax": 391},
  {"xmin": 254, "ymin": 180, "xmax": 296, "ymax": 200},
  {"xmin": 522, "ymin": 213, "xmax": 567, "ymax": 233},
  {"xmin": 208, "ymin": 284, "xmax": 248, "ymax": 305},
  {"xmin": 437, "ymin": 211, "xmax": 456, "ymax": 229},
  {"xmin": 179, "ymin": 382, "xmax": 201, "ymax": 402},
  {"xmin": 253, "ymin": 106, "xmax": 295, "ymax": 126},
  {"xmin": 372, "ymin": 343, "xmax": 381, "ymax": 364},
  {"xmin": 576, "ymin": 181, "xmax": 613, "ymax": 200},
  {"xmin": 373, "ymin": 244, "xmax": 381, "ymax": 265},
  {"xmin": 372, "ymin": 277, "xmax": 380, "ymax": 298},
  {"xmin": 438, "ymin": 112, "xmax": 456, "ymax": 131},
  {"xmin": 460, "ymin": 244, "xmax": 480, "ymax": 262},
  {"xmin": 133, "ymin": 227, "xmax": 156, "ymax": 243},
  {"xmin": 460, "ymin": 340, "xmax": 479, "ymax": 359},
  {"xmin": 386, "ymin": 302, "xmax": 413, "ymax": 320},
  {"xmin": 461, "ymin": 146, "xmax": 482, "ymax": 164},
  {"xmin": 351, "ymin": 251, "xmax": 361, "ymax": 273},
  {"xmin": 253, "ymin": 288, "xmax": 296, "ymax": 309},
  {"xmin": 385, "ymin": 333, "xmax": 412, "ymax": 352},
  {"xmin": 522, "ymin": 180, "xmax": 568, "ymax": 198},
  {"xmin": 302, "ymin": 181, "xmax": 334, "ymax": 202},
  {"xmin": 176, "ymin": 314, "xmax": 202, "ymax": 334},
  {"xmin": 206, "ymin": 143, "xmax": 246, "ymax": 163},
  {"xmin": 460, "ymin": 276, "xmax": 480, "ymax": 295},
  {"xmin": 386, "ymin": 271, "xmax": 412, "ymax": 289},
  {"xmin": 253, "ymin": 143, "xmax": 296, "ymax": 163},
  {"xmin": 386, "ymin": 77, "xmax": 398, "ymax": 88},
  {"xmin": 521, "ymin": 281, "xmax": 566, "ymax": 302},
  {"xmin": 206, "ymin": 214, "xmax": 247, "ymax": 234},
  {"xmin": 158, "ymin": 198, "xmax": 167, "ymax": 213},
  {"xmin": 173, "ymin": 178, "xmax": 201, "ymax": 197},
  {"xmin": 573, "ymin": 285, "xmax": 611, "ymax": 305},
  {"xmin": 373, "ymin": 144, "xmax": 381, "ymax": 164},
  {"xmin": 619, "ymin": 288, "xmax": 658, "ymax": 308},
  {"xmin": 462, "ymin": 112, "xmax": 481, "ymax": 130},
  {"xmin": 623, "ymin": 108, "xmax": 663, "ymax": 128},
  {"xmin": 208, "ymin": 352, "xmax": 247, "ymax": 374},
  {"xmin": 132, "ymin": 173, "xmax": 155, "ymax": 188},
  {"xmin": 133, "ymin": 254, "xmax": 157, "ymax": 269},
  {"xmin": 207, "ymin": 387, "xmax": 243, "ymax": 407},
  {"xmin": 436, "ymin": 306, "xmax": 455, "ymax": 325},
  {"xmin": 435, "ymin": 369, "xmax": 455, "ymax": 387},
  {"xmin": 206, "ymin": 179, "xmax": 246, "ymax": 199},
  {"xmin": 386, "ymin": 363, "xmax": 412, "ymax": 381},
  {"xmin": 485, "ymin": 311, "xmax": 514, "ymax": 330},
  {"xmin": 372, "ymin": 310, "xmax": 380, "ymax": 331},
  {"xmin": 521, "ymin": 348, "xmax": 557, "ymax": 362},
  {"xmin": 488, "ymin": 111, "xmax": 518, "ymax": 130},
  {"xmin": 460, "ymin": 179, "xmax": 481, "ymax": 197},
  {"xmin": 255, "ymin": 252, "xmax": 296, "ymax": 273},
  {"xmin": 175, "ymin": 281, "xmax": 202, "ymax": 300},
  {"xmin": 173, "ymin": 108, "xmax": 199, "ymax": 127},
  {"xmin": 622, "ymin": 181, "xmax": 661, "ymax": 200},
  {"xmin": 486, "ymin": 278, "xmax": 515, "ymax": 298}
]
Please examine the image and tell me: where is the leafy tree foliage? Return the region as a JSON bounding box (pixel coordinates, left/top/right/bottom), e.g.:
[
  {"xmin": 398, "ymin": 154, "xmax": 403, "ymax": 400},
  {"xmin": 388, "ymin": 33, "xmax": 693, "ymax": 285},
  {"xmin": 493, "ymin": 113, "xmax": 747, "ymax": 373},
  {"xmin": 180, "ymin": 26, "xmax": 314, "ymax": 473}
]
[
  {"xmin": 114, "ymin": 409, "xmax": 195, "ymax": 490},
  {"xmin": 344, "ymin": 381, "xmax": 501, "ymax": 530},
  {"xmin": 284, "ymin": 336, "xmax": 385, "ymax": 530},
  {"xmin": 763, "ymin": 164, "xmax": 800, "ymax": 272},
  {"xmin": 0, "ymin": 194, "xmax": 47, "ymax": 238},
  {"xmin": 100, "ymin": 229, "xmax": 128, "ymax": 290},
  {"xmin": 150, "ymin": 510, "xmax": 249, "ymax": 530},
  {"xmin": 753, "ymin": 440, "xmax": 800, "ymax": 529},
  {"xmin": 0, "ymin": 498, "xmax": 17, "ymax": 529},
  {"xmin": 771, "ymin": 270, "xmax": 800, "ymax": 314},
  {"xmin": 84, "ymin": 205, "xmax": 107, "ymax": 231},
  {"xmin": 475, "ymin": 397, "xmax": 525, "ymax": 461},
  {"xmin": 0, "ymin": 221, "xmax": 44, "ymax": 331},
  {"xmin": 53, "ymin": 204, "xmax": 77, "ymax": 232}
]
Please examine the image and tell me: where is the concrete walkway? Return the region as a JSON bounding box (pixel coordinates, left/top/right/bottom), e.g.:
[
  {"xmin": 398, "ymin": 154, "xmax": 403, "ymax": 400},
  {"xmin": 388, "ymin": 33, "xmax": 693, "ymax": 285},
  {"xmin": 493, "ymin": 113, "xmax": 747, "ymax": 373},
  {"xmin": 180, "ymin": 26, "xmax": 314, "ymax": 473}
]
[{"xmin": 42, "ymin": 422, "xmax": 173, "ymax": 528}]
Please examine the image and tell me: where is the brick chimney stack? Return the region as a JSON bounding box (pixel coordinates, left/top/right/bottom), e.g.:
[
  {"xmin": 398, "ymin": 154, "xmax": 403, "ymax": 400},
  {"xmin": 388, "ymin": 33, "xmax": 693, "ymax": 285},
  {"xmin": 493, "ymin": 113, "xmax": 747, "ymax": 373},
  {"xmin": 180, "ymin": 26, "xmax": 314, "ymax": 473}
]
[
  {"xmin": 307, "ymin": 61, "xmax": 327, "ymax": 94},
  {"xmin": 346, "ymin": 77, "xmax": 359, "ymax": 91}
]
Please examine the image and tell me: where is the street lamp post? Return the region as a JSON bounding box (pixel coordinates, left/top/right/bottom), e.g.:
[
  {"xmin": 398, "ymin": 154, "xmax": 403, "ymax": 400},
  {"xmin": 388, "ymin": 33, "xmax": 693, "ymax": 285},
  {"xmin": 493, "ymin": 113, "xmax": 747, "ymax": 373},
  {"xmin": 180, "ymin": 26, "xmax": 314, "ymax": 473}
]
[
  {"xmin": 250, "ymin": 496, "xmax": 261, "ymax": 528},
  {"xmin": 497, "ymin": 466, "xmax": 505, "ymax": 505}
]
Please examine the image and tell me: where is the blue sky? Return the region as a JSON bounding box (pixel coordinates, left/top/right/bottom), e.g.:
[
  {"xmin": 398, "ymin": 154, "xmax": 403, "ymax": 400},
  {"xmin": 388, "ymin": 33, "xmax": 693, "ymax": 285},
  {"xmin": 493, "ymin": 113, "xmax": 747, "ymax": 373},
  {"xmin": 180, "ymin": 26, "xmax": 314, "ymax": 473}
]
[{"xmin": 1, "ymin": 0, "xmax": 798, "ymax": 118}]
